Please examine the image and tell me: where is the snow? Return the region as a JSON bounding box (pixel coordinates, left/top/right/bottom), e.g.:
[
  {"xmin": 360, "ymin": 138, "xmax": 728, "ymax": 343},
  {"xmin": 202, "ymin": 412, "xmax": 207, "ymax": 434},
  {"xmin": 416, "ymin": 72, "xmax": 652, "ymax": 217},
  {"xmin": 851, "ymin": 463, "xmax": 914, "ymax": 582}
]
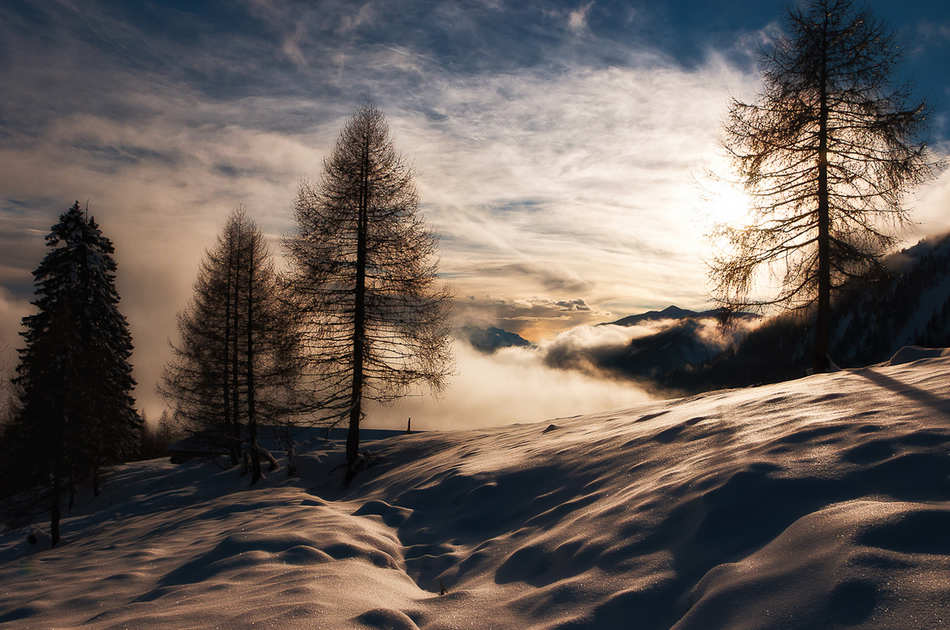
[
  {"xmin": 886, "ymin": 345, "xmax": 950, "ymax": 366},
  {"xmin": 3, "ymin": 352, "xmax": 950, "ymax": 628}
]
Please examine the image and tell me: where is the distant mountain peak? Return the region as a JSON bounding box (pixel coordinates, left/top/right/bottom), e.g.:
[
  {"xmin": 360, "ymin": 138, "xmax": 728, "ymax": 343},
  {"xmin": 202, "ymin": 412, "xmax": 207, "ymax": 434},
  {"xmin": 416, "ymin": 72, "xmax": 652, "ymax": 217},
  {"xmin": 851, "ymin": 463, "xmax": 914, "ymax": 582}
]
[
  {"xmin": 604, "ymin": 305, "xmax": 758, "ymax": 328},
  {"xmin": 659, "ymin": 305, "xmax": 690, "ymax": 316},
  {"xmin": 459, "ymin": 325, "xmax": 534, "ymax": 354}
]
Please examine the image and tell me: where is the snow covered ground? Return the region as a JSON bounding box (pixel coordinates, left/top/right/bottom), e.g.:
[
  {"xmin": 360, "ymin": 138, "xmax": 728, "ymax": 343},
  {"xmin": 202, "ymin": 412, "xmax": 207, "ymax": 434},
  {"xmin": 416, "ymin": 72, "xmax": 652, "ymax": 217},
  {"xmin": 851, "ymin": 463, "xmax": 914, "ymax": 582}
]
[{"xmin": 2, "ymin": 351, "xmax": 950, "ymax": 629}]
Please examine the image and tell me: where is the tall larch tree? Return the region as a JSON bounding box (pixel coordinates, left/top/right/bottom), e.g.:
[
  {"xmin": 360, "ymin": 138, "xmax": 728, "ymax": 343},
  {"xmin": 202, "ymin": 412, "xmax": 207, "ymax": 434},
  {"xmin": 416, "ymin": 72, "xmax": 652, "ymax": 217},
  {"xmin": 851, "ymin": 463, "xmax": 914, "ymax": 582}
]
[
  {"xmin": 712, "ymin": 0, "xmax": 937, "ymax": 371},
  {"xmin": 285, "ymin": 105, "xmax": 452, "ymax": 481}
]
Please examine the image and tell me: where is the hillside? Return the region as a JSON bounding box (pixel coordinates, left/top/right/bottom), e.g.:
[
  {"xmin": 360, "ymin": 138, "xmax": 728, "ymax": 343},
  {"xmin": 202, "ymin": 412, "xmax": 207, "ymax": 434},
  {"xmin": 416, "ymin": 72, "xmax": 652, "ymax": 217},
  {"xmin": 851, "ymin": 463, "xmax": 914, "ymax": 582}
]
[
  {"xmin": 652, "ymin": 235, "xmax": 950, "ymax": 393},
  {"xmin": 2, "ymin": 352, "xmax": 950, "ymax": 629},
  {"xmin": 585, "ymin": 234, "xmax": 950, "ymax": 392}
]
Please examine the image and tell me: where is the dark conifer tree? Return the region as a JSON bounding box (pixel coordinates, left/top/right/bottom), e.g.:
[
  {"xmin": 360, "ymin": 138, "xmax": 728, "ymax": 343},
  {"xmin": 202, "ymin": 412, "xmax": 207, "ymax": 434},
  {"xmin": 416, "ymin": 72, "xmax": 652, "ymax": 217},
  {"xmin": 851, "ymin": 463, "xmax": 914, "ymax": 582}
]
[{"xmin": 10, "ymin": 202, "xmax": 139, "ymax": 546}]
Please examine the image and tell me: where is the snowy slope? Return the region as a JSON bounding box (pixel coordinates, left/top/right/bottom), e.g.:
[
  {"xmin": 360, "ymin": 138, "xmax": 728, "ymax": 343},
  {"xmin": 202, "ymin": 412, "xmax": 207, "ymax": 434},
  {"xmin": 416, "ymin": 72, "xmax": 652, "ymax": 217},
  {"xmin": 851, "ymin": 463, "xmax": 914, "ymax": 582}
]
[{"xmin": 2, "ymin": 354, "xmax": 950, "ymax": 629}]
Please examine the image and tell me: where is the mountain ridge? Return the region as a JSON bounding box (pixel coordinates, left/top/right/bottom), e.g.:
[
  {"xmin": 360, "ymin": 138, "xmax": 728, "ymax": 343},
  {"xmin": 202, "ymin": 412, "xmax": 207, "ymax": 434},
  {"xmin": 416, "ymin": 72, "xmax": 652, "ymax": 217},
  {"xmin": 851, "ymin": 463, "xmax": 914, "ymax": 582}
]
[{"xmin": 603, "ymin": 305, "xmax": 758, "ymax": 327}]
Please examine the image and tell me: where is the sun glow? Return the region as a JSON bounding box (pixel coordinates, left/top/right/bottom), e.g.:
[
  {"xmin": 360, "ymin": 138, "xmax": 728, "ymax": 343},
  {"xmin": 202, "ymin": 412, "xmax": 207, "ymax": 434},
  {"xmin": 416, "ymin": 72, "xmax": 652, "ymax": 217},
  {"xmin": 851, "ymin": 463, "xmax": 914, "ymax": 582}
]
[{"xmin": 699, "ymin": 169, "xmax": 755, "ymax": 232}]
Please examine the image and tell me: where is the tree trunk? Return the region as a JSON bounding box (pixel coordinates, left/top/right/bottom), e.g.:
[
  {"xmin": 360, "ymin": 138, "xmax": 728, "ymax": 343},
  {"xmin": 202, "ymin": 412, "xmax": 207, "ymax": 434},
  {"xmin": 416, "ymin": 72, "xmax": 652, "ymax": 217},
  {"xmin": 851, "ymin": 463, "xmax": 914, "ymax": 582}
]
[
  {"xmin": 50, "ymin": 410, "xmax": 65, "ymax": 548},
  {"xmin": 346, "ymin": 136, "xmax": 370, "ymax": 482},
  {"xmin": 67, "ymin": 467, "xmax": 75, "ymax": 512},
  {"xmin": 50, "ymin": 473, "xmax": 61, "ymax": 547},
  {"xmin": 286, "ymin": 439, "xmax": 297, "ymax": 477},
  {"xmin": 232, "ymin": 231, "xmax": 242, "ymax": 466},
  {"xmin": 248, "ymin": 244, "xmax": 261, "ymax": 485},
  {"xmin": 224, "ymin": 237, "xmax": 237, "ymax": 465},
  {"xmin": 814, "ymin": 16, "xmax": 832, "ymax": 373}
]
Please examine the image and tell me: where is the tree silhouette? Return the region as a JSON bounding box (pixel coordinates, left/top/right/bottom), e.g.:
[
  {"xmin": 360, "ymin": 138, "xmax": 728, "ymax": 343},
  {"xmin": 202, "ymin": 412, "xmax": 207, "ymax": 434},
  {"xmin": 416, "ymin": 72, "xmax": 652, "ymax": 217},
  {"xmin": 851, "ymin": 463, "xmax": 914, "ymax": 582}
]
[
  {"xmin": 285, "ymin": 106, "xmax": 452, "ymax": 480},
  {"xmin": 8, "ymin": 202, "xmax": 139, "ymax": 546},
  {"xmin": 161, "ymin": 208, "xmax": 301, "ymax": 482},
  {"xmin": 712, "ymin": 0, "xmax": 938, "ymax": 371}
]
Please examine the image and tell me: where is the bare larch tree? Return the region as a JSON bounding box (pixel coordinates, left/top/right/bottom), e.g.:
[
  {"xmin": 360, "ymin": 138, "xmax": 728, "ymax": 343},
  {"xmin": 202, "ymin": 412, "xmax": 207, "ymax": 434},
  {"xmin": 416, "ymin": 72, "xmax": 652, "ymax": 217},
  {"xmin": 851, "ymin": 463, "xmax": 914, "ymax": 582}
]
[
  {"xmin": 285, "ymin": 106, "xmax": 452, "ymax": 481},
  {"xmin": 712, "ymin": 0, "xmax": 937, "ymax": 371},
  {"xmin": 161, "ymin": 208, "xmax": 300, "ymax": 482}
]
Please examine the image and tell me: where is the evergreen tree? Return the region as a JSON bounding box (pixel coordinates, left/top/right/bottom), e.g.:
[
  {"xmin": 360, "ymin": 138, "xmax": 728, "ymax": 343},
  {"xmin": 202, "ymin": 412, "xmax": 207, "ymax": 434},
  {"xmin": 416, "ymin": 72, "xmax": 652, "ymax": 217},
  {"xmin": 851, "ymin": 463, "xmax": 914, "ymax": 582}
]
[{"xmin": 9, "ymin": 202, "xmax": 139, "ymax": 546}]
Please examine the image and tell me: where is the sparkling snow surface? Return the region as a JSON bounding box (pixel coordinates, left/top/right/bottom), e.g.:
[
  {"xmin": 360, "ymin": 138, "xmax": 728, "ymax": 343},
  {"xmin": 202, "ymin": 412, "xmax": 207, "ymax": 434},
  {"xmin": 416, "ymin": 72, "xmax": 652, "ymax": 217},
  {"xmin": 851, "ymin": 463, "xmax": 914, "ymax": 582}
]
[{"xmin": 2, "ymin": 352, "xmax": 950, "ymax": 629}]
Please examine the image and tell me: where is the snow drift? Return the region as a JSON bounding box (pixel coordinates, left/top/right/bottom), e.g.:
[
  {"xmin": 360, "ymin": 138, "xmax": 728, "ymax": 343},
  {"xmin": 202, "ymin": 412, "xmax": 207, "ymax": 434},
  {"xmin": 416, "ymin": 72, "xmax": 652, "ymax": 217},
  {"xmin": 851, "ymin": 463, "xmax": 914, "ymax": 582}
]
[{"xmin": 2, "ymin": 351, "xmax": 950, "ymax": 628}]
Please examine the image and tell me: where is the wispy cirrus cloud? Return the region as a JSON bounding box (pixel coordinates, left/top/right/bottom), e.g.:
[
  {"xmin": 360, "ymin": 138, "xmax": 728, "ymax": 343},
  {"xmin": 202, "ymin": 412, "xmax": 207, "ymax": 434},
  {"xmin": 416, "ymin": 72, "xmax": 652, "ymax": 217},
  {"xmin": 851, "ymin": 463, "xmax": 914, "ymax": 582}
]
[
  {"xmin": 2, "ymin": 0, "xmax": 950, "ymax": 421},
  {"xmin": 568, "ymin": 2, "xmax": 595, "ymax": 31}
]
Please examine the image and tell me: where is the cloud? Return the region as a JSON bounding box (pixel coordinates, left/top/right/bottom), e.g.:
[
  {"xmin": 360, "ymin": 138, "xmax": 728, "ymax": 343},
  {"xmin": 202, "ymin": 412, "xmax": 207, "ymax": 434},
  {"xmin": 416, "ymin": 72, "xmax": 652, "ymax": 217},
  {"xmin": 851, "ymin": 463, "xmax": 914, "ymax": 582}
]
[
  {"xmin": 538, "ymin": 317, "xmax": 759, "ymax": 380},
  {"xmin": 338, "ymin": 2, "xmax": 376, "ymax": 34},
  {"xmin": 902, "ymin": 159, "xmax": 950, "ymax": 243},
  {"xmin": 915, "ymin": 20, "xmax": 950, "ymax": 43},
  {"xmin": 281, "ymin": 22, "xmax": 308, "ymax": 67},
  {"xmin": 539, "ymin": 321, "xmax": 668, "ymax": 375},
  {"xmin": 371, "ymin": 315, "xmax": 761, "ymax": 431},
  {"xmin": 365, "ymin": 340, "xmax": 650, "ymax": 430},
  {"xmin": 472, "ymin": 261, "xmax": 591, "ymax": 294},
  {"xmin": 2, "ymin": 0, "xmax": 949, "ymax": 425},
  {"xmin": 731, "ymin": 20, "xmax": 783, "ymax": 61},
  {"xmin": 555, "ymin": 298, "xmax": 590, "ymax": 311},
  {"xmin": 453, "ymin": 296, "xmax": 603, "ymax": 340},
  {"xmin": 568, "ymin": 2, "xmax": 594, "ymax": 32}
]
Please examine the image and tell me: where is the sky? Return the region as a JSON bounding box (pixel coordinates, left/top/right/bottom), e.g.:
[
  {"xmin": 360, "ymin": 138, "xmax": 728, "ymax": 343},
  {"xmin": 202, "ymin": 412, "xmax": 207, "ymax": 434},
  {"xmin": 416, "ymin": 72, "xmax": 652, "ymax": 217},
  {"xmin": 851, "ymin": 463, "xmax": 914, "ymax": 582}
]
[{"xmin": 3, "ymin": 0, "xmax": 950, "ymax": 424}]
